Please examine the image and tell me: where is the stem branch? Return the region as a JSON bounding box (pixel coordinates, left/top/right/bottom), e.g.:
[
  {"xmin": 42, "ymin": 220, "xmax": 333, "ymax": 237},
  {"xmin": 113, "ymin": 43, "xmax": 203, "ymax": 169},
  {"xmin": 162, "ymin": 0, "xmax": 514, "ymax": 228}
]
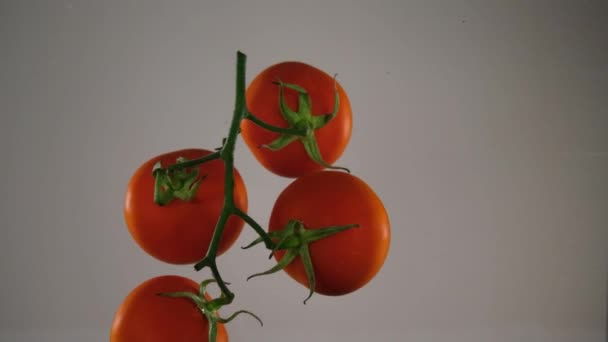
[
  {"xmin": 191, "ymin": 51, "xmax": 258, "ymax": 305},
  {"xmin": 157, "ymin": 51, "xmax": 304, "ymax": 327},
  {"xmin": 244, "ymin": 111, "xmax": 307, "ymax": 136},
  {"xmin": 167, "ymin": 151, "xmax": 221, "ymax": 172},
  {"xmin": 234, "ymin": 208, "xmax": 275, "ymax": 249}
]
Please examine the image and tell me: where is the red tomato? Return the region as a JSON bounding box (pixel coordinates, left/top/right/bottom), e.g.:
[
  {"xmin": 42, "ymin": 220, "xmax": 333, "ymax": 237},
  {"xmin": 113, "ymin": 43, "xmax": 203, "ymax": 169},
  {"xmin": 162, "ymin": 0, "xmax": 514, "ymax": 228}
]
[
  {"xmin": 269, "ymin": 171, "xmax": 390, "ymax": 296},
  {"xmin": 242, "ymin": 61, "xmax": 352, "ymax": 178},
  {"xmin": 110, "ymin": 275, "xmax": 228, "ymax": 342},
  {"xmin": 124, "ymin": 149, "xmax": 247, "ymax": 264}
]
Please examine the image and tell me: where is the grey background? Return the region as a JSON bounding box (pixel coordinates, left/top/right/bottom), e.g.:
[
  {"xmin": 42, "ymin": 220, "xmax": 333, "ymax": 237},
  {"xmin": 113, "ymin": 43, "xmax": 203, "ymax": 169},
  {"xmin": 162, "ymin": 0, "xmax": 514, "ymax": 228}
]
[{"xmin": 1, "ymin": 0, "xmax": 607, "ymax": 341}]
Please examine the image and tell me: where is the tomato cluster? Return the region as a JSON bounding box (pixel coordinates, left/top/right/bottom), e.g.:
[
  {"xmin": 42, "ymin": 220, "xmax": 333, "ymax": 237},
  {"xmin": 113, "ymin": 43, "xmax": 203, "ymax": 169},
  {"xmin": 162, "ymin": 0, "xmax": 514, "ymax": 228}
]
[{"xmin": 111, "ymin": 56, "xmax": 390, "ymax": 341}]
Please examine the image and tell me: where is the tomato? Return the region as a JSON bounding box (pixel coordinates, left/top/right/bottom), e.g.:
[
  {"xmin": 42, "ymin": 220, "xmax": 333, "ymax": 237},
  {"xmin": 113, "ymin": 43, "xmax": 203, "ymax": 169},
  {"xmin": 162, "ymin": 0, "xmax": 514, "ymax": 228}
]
[
  {"xmin": 124, "ymin": 149, "xmax": 247, "ymax": 264},
  {"xmin": 110, "ymin": 275, "xmax": 228, "ymax": 342},
  {"xmin": 242, "ymin": 61, "xmax": 352, "ymax": 178},
  {"xmin": 269, "ymin": 171, "xmax": 390, "ymax": 296}
]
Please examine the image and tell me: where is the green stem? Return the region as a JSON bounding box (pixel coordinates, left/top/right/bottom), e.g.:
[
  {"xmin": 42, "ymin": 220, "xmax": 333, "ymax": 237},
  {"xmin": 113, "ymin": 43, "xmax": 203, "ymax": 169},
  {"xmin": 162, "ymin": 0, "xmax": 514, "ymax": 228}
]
[
  {"xmin": 234, "ymin": 208, "xmax": 275, "ymax": 249},
  {"xmin": 191, "ymin": 51, "xmax": 278, "ymax": 306},
  {"xmin": 167, "ymin": 151, "xmax": 221, "ymax": 171},
  {"xmin": 195, "ymin": 207, "xmax": 233, "ymax": 299},
  {"xmin": 156, "ymin": 52, "xmax": 312, "ymax": 338},
  {"xmin": 191, "ymin": 52, "xmax": 251, "ymax": 303},
  {"xmin": 244, "ymin": 111, "xmax": 308, "ymax": 136}
]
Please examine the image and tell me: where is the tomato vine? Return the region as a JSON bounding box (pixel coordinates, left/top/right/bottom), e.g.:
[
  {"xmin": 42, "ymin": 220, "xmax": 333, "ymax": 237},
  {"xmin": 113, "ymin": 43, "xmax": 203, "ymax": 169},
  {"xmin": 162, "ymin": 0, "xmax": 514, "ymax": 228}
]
[
  {"xmin": 115, "ymin": 51, "xmax": 389, "ymax": 342},
  {"xmin": 152, "ymin": 52, "xmax": 290, "ymax": 306}
]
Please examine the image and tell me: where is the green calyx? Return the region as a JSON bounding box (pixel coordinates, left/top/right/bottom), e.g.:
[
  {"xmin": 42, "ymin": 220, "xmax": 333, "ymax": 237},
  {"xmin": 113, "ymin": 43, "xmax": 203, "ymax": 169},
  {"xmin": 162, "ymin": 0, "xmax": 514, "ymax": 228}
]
[
  {"xmin": 152, "ymin": 157, "xmax": 204, "ymax": 206},
  {"xmin": 159, "ymin": 279, "xmax": 263, "ymax": 342},
  {"xmin": 263, "ymin": 79, "xmax": 349, "ymax": 173},
  {"xmin": 242, "ymin": 220, "xmax": 358, "ymax": 304}
]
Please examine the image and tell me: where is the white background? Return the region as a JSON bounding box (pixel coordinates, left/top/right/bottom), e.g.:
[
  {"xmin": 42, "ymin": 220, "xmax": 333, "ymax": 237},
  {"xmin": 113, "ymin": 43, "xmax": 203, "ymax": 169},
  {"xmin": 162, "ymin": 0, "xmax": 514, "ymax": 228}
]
[{"xmin": 1, "ymin": 1, "xmax": 607, "ymax": 341}]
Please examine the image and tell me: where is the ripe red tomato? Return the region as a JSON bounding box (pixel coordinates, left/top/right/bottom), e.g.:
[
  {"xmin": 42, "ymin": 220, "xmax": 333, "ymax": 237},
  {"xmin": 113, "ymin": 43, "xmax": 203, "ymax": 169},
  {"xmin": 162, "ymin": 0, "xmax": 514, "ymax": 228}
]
[
  {"xmin": 269, "ymin": 171, "xmax": 390, "ymax": 296},
  {"xmin": 242, "ymin": 61, "xmax": 352, "ymax": 178},
  {"xmin": 110, "ymin": 275, "xmax": 228, "ymax": 342},
  {"xmin": 124, "ymin": 149, "xmax": 247, "ymax": 264}
]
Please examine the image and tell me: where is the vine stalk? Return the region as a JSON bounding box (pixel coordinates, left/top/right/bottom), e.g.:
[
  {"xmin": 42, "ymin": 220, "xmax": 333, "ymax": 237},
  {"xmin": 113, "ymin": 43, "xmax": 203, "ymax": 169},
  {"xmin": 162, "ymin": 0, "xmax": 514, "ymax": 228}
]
[
  {"xmin": 157, "ymin": 51, "xmax": 307, "ymax": 307},
  {"xmin": 151, "ymin": 51, "xmax": 360, "ymax": 341},
  {"xmin": 193, "ymin": 51, "xmax": 253, "ymax": 306}
]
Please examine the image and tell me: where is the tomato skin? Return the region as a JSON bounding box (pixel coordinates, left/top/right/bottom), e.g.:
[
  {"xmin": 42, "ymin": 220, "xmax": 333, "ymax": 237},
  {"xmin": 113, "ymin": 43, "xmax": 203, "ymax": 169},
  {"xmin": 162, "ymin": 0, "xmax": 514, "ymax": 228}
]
[
  {"xmin": 124, "ymin": 149, "xmax": 247, "ymax": 264},
  {"xmin": 110, "ymin": 275, "xmax": 228, "ymax": 342},
  {"xmin": 269, "ymin": 171, "xmax": 390, "ymax": 295},
  {"xmin": 242, "ymin": 62, "xmax": 352, "ymax": 178}
]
